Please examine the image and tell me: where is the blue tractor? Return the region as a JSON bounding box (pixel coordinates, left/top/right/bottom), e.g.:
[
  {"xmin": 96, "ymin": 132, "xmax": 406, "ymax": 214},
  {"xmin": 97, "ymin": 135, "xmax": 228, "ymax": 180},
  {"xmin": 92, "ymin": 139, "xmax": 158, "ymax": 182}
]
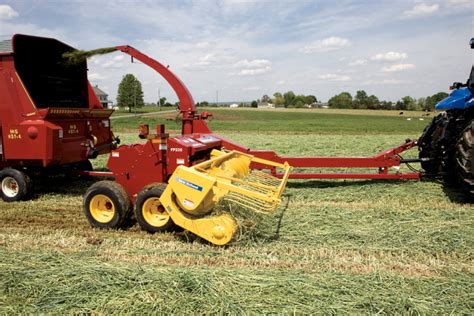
[{"xmin": 418, "ymin": 38, "xmax": 474, "ymax": 198}]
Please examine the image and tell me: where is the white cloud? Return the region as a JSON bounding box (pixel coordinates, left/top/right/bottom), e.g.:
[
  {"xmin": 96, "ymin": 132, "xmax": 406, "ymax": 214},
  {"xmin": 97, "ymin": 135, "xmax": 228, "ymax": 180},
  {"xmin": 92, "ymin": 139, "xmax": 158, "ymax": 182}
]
[
  {"xmin": 233, "ymin": 59, "xmax": 272, "ymax": 76},
  {"xmin": 0, "ymin": 19, "xmax": 65, "ymax": 41},
  {"xmin": 220, "ymin": 0, "xmax": 263, "ymax": 13},
  {"xmin": 403, "ymin": 3, "xmax": 439, "ymax": 17},
  {"xmin": 195, "ymin": 41, "xmax": 210, "ymax": 48},
  {"xmin": 448, "ymin": 0, "xmax": 473, "ymax": 4},
  {"xmin": 196, "ymin": 53, "xmax": 215, "ymax": 66},
  {"xmin": 277, "ymin": 80, "xmax": 285, "ymax": 85},
  {"xmin": 371, "ymin": 52, "xmax": 408, "ymax": 62},
  {"xmin": 300, "ymin": 37, "xmax": 350, "ymax": 53},
  {"xmin": 348, "ymin": 59, "xmax": 367, "ymax": 66},
  {"xmin": 0, "ymin": 5, "xmax": 18, "ymax": 20},
  {"xmin": 382, "ymin": 63, "xmax": 415, "ymax": 72},
  {"xmin": 244, "ymin": 86, "xmax": 261, "ymax": 91},
  {"xmin": 363, "ymin": 79, "xmax": 406, "ymax": 85},
  {"xmin": 183, "ymin": 53, "xmax": 215, "ymax": 68},
  {"xmin": 319, "ymin": 73, "xmax": 351, "ymax": 81},
  {"xmin": 237, "ymin": 67, "xmax": 272, "ymax": 76},
  {"xmin": 234, "ymin": 59, "xmax": 271, "ymax": 69},
  {"xmin": 99, "ymin": 54, "xmax": 125, "ymax": 68},
  {"xmin": 102, "ymin": 61, "xmax": 123, "ymax": 68},
  {"xmin": 88, "ymin": 73, "xmax": 105, "ymax": 80},
  {"xmin": 184, "ymin": 52, "xmax": 236, "ymax": 69},
  {"xmin": 89, "ymin": 57, "xmax": 101, "ymax": 65}
]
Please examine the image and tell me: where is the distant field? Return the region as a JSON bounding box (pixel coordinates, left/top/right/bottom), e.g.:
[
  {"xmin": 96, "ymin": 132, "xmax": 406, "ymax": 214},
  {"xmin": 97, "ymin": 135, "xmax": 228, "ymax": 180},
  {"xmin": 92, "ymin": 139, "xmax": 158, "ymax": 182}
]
[
  {"xmin": 206, "ymin": 106, "xmax": 431, "ymax": 117},
  {"xmin": 111, "ymin": 107, "xmax": 431, "ymax": 135},
  {"xmin": 111, "ymin": 105, "xmax": 167, "ymax": 115},
  {"xmin": 1, "ymin": 109, "xmax": 472, "ymax": 313}
]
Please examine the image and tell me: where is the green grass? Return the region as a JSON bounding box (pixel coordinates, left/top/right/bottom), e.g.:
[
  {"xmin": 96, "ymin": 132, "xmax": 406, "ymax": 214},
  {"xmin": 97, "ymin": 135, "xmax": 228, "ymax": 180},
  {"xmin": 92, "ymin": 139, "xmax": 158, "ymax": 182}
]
[
  {"xmin": 112, "ymin": 105, "xmax": 170, "ymax": 115},
  {"xmin": 111, "ymin": 107, "xmax": 430, "ymax": 134},
  {"xmin": 0, "ymin": 109, "xmax": 472, "ymax": 313}
]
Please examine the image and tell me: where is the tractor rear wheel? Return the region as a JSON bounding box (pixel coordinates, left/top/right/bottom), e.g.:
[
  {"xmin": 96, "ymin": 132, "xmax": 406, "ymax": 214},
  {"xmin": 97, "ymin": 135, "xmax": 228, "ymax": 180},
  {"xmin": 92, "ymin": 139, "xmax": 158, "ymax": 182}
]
[
  {"xmin": 0, "ymin": 168, "xmax": 32, "ymax": 202},
  {"xmin": 135, "ymin": 183, "xmax": 176, "ymax": 233},
  {"xmin": 83, "ymin": 181, "xmax": 131, "ymax": 229},
  {"xmin": 454, "ymin": 120, "xmax": 474, "ymax": 198},
  {"xmin": 418, "ymin": 113, "xmax": 446, "ymax": 175}
]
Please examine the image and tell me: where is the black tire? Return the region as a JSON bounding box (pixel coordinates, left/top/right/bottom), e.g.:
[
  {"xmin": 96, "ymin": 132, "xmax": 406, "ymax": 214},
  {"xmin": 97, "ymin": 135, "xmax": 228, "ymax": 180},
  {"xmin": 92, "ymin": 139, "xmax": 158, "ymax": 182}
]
[
  {"xmin": 454, "ymin": 121, "xmax": 474, "ymax": 198},
  {"xmin": 135, "ymin": 183, "xmax": 176, "ymax": 233},
  {"xmin": 75, "ymin": 160, "xmax": 93, "ymax": 172},
  {"xmin": 83, "ymin": 181, "xmax": 131, "ymax": 229},
  {"xmin": 0, "ymin": 168, "xmax": 32, "ymax": 202},
  {"xmin": 418, "ymin": 113, "xmax": 445, "ymax": 174},
  {"xmin": 75, "ymin": 160, "xmax": 93, "ymax": 180}
]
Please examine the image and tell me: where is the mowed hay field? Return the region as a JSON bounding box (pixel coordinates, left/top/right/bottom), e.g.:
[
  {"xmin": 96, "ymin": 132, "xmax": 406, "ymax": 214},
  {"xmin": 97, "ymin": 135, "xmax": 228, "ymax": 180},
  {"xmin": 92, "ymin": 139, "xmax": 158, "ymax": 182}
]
[{"xmin": 1, "ymin": 109, "xmax": 473, "ymax": 313}]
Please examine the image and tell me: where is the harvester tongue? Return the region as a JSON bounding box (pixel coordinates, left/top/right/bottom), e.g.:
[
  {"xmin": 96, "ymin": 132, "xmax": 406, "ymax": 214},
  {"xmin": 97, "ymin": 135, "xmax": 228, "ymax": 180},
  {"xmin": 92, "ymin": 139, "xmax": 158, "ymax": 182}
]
[{"xmin": 158, "ymin": 150, "xmax": 291, "ymax": 245}]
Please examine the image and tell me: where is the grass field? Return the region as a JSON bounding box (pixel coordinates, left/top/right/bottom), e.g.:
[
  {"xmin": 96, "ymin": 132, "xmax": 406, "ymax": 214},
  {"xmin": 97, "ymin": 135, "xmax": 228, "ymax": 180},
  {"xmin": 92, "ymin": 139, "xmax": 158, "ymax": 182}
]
[
  {"xmin": 111, "ymin": 107, "xmax": 431, "ymax": 134},
  {"xmin": 1, "ymin": 109, "xmax": 472, "ymax": 313}
]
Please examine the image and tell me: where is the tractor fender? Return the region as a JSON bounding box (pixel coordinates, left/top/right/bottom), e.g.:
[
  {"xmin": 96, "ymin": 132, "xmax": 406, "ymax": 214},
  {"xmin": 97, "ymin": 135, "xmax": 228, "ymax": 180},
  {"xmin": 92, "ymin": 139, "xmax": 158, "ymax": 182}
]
[{"xmin": 436, "ymin": 88, "xmax": 474, "ymax": 110}]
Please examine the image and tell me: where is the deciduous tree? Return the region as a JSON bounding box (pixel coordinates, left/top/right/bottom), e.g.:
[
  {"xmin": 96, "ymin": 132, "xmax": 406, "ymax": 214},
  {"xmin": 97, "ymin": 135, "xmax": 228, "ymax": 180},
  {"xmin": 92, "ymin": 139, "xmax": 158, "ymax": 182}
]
[
  {"xmin": 328, "ymin": 92, "xmax": 353, "ymax": 109},
  {"xmin": 117, "ymin": 74, "xmax": 144, "ymax": 113},
  {"xmin": 283, "ymin": 91, "xmax": 296, "ymax": 107},
  {"xmin": 353, "ymin": 90, "xmax": 368, "ymax": 109}
]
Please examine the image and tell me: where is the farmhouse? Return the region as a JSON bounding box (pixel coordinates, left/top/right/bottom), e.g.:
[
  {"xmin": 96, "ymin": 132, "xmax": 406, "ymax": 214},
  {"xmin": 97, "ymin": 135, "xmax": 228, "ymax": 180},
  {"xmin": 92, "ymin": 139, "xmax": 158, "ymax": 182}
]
[
  {"xmin": 258, "ymin": 94, "xmax": 275, "ymax": 109},
  {"xmin": 92, "ymin": 85, "xmax": 113, "ymax": 109}
]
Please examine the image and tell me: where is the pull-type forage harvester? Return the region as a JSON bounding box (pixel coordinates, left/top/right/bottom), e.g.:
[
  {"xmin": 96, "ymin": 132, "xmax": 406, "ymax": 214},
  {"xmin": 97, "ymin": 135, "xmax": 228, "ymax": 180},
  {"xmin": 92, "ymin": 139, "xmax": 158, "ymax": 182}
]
[
  {"xmin": 81, "ymin": 44, "xmax": 423, "ymax": 246},
  {"xmin": 0, "ymin": 35, "xmax": 424, "ymax": 246}
]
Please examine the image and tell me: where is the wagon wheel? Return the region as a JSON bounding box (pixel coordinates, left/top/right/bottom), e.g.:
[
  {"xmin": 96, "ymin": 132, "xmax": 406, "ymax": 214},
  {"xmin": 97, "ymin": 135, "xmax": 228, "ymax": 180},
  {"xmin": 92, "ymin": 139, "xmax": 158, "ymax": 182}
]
[
  {"xmin": 83, "ymin": 181, "xmax": 131, "ymax": 229},
  {"xmin": 74, "ymin": 160, "xmax": 93, "ymax": 172},
  {"xmin": 67, "ymin": 159, "xmax": 94, "ymax": 180},
  {"xmin": 135, "ymin": 183, "xmax": 176, "ymax": 233},
  {"xmin": 0, "ymin": 168, "xmax": 32, "ymax": 202}
]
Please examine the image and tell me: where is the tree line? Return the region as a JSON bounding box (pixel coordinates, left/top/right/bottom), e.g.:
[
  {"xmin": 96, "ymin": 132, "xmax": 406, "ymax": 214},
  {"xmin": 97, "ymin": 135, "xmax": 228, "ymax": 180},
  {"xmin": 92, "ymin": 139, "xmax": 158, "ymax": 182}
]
[
  {"xmin": 266, "ymin": 92, "xmax": 318, "ymax": 108},
  {"xmin": 116, "ymin": 74, "xmax": 450, "ymax": 112},
  {"xmin": 327, "ymin": 90, "xmax": 449, "ymax": 111},
  {"xmin": 248, "ymin": 90, "xmax": 449, "ymax": 111}
]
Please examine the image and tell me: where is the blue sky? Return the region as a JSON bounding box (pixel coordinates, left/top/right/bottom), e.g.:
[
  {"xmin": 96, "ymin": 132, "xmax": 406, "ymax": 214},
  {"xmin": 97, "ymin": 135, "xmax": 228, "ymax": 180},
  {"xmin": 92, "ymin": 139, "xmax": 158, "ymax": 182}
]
[{"xmin": 0, "ymin": 0, "xmax": 472, "ymax": 103}]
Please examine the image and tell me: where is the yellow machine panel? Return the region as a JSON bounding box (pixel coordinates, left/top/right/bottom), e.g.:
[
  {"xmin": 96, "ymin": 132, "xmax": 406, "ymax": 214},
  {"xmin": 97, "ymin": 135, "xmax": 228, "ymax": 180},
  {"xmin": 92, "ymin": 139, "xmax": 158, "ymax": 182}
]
[{"xmin": 158, "ymin": 150, "xmax": 291, "ymax": 245}]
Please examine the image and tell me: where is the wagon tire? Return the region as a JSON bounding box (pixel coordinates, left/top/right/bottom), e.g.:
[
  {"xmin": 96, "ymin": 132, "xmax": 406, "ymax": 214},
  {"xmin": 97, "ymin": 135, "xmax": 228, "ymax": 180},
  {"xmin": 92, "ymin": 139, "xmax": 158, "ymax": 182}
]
[
  {"xmin": 135, "ymin": 183, "xmax": 176, "ymax": 233},
  {"xmin": 69, "ymin": 160, "xmax": 94, "ymax": 180},
  {"xmin": 83, "ymin": 181, "xmax": 131, "ymax": 229},
  {"xmin": 76, "ymin": 159, "xmax": 93, "ymax": 172},
  {"xmin": 0, "ymin": 168, "xmax": 31, "ymax": 202}
]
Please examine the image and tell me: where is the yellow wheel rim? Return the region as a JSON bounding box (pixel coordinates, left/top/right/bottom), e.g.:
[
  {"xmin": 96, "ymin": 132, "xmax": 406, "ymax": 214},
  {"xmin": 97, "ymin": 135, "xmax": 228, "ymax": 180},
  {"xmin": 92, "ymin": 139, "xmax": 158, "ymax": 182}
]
[
  {"xmin": 142, "ymin": 197, "xmax": 170, "ymax": 227},
  {"xmin": 89, "ymin": 194, "xmax": 115, "ymax": 223}
]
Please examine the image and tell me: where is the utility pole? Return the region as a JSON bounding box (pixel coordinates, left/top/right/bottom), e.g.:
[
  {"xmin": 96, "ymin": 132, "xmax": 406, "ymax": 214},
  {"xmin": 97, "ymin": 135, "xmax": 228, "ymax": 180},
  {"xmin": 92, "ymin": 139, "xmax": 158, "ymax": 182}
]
[
  {"xmin": 216, "ymin": 90, "xmax": 219, "ymax": 107},
  {"xmin": 158, "ymin": 88, "xmax": 161, "ymax": 111},
  {"xmin": 134, "ymin": 82, "xmax": 137, "ymax": 115}
]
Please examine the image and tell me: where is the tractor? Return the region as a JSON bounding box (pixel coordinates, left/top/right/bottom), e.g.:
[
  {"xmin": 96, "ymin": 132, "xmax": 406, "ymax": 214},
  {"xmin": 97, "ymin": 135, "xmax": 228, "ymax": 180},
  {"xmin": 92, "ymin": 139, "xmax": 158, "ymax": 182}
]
[
  {"xmin": 0, "ymin": 34, "xmax": 118, "ymax": 202},
  {"xmin": 418, "ymin": 38, "xmax": 474, "ymax": 199}
]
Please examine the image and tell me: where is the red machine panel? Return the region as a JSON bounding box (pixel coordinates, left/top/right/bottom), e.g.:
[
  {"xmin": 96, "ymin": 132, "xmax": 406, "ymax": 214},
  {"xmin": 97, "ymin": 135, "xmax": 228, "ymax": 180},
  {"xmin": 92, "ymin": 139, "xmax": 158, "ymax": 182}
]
[
  {"xmin": 107, "ymin": 140, "xmax": 167, "ymax": 199},
  {"xmin": 167, "ymin": 134, "xmax": 222, "ymax": 173},
  {"xmin": 0, "ymin": 34, "xmax": 115, "ymax": 169},
  {"xmin": 1, "ymin": 120, "xmax": 61, "ymax": 167}
]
